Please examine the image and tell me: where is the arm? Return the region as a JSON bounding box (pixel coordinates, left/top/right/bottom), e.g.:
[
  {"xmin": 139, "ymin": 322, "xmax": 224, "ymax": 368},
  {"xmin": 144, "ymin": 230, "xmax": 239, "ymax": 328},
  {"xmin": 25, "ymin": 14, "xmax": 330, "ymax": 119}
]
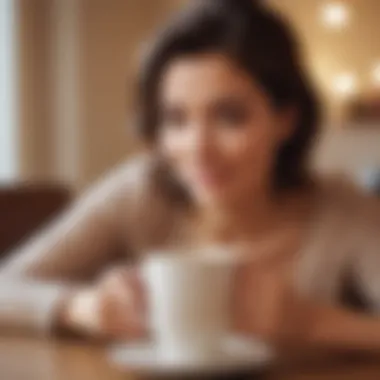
[
  {"xmin": 294, "ymin": 195, "xmax": 380, "ymax": 352},
  {"xmin": 301, "ymin": 302, "xmax": 380, "ymax": 352},
  {"xmin": 235, "ymin": 227, "xmax": 380, "ymax": 353},
  {"xmin": 0, "ymin": 158, "xmax": 145, "ymax": 335}
]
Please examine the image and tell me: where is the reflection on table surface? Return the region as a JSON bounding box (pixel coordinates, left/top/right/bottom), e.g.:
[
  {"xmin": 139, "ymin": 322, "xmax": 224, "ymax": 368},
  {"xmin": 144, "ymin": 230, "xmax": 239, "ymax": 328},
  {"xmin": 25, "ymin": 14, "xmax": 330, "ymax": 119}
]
[{"xmin": 1, "ymin": 336, "xmax": 380, "ymax": 380}]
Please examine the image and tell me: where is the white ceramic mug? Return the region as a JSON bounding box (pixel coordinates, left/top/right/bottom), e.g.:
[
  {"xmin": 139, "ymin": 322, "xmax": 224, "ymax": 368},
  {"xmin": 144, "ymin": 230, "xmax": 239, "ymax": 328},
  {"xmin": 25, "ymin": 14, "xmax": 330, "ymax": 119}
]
[{"xmin": 142, "ymin": 249, "xmax": 238, "ymax": 362}]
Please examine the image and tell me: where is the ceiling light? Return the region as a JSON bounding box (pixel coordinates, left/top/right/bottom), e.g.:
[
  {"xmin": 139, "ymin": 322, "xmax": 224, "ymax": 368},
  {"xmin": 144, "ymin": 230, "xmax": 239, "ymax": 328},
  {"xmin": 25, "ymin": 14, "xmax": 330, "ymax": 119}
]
[
  {"xmin": 333, "ymin": 73, "xmax": 357, "ymax": 97},
  {"xmin": 372, "ymin": 63, "xmax": 380, "ymax": 86},
  {"xmin": 321, "ymin": 2, "xmax": 350, "ymax": 29}
]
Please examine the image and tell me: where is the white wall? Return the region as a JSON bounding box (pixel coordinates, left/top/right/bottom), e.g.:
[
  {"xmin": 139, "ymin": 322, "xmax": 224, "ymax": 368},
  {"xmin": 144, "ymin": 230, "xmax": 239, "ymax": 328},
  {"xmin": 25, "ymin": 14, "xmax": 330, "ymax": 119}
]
[
  {"xmin": 0, "ymin": 0, "xmax": 17, "ymax": 181},
  {"xmin": 314, "ymin": 127, "xmax": 380, "ymax": 180}
]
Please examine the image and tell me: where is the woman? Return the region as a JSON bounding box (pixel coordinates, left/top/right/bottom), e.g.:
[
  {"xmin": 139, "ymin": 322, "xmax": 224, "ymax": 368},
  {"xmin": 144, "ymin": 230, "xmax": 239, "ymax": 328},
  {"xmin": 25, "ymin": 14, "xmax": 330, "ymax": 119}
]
[{"xmin": 2, "ymin": 0, "xmax": 380, "ymax": 350}]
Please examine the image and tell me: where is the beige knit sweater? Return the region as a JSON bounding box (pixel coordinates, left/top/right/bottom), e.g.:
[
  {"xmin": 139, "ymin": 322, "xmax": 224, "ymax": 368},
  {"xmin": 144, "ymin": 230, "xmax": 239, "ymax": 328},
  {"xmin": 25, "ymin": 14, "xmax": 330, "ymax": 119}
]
[{"xmin": 0, "ymin": 154, "xmax": 379, "ymax": 334}]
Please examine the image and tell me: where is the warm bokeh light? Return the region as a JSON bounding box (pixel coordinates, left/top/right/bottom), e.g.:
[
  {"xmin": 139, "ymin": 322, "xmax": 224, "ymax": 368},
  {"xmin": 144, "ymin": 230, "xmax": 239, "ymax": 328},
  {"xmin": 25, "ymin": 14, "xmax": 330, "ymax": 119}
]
[
  {"xmin": 333, "ymin": 73, "xmax": 357, "ymax": 97},
  {"xmin": 372, "ymin": 63, "xmax": 380, "ymax": 87},
  {"xmin": 320, "ymin": 2, "xmax": 350, "ymax": 29}
]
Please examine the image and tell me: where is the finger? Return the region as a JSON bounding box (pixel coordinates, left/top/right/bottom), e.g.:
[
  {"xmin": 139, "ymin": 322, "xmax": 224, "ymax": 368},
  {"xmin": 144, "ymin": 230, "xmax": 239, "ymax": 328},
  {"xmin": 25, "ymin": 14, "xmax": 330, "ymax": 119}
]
[
  {"xmin": 127, "ymin": 268, "xmax": 148, "ymax": 317},
  {"xmin": 103, "ymin": 266, "xmax": 146, "ymax": 315},
  {"xmin": 99, "ymin": 275, "xmax": 146, "ymax": 336},
  {"xmin": 99, "ymin": 292, "xmax": 144, "ymax": 339},
  {"xmin": 102, "ymin": 278, "xmax": 142, "ymax": 324},
  {"xmin": 68, "ymin": 289, "xmax": 103, "ymax": 336}
]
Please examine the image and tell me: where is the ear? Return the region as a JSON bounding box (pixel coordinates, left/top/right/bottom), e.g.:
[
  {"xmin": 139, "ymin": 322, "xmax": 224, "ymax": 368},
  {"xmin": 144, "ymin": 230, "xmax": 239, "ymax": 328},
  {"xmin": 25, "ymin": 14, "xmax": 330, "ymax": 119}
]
[{"xmin": 275, "ymin": 105, "xmax": 299, "ymax": 144}]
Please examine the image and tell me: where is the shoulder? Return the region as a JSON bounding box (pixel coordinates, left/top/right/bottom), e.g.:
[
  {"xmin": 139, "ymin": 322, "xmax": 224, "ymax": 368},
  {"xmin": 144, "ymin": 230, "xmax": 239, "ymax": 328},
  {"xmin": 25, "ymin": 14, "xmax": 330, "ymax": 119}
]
[
  {"xmin": 81, "ymin": 153, "xmax": 156, "ymax": 202},
  {"xmin": 101, "ymin": 154, "xmax": 185, "ymax": 250},
  {"xmin": 97, "ymin": 153, "xmax": 181, "ymax": 221},
  {"xmin": 70, "ymin": 153, "xmax": 166, "ymax": 221},
  {"xmin": 101, "ymin": 153, "xmax": 156, "ymax": 191}
]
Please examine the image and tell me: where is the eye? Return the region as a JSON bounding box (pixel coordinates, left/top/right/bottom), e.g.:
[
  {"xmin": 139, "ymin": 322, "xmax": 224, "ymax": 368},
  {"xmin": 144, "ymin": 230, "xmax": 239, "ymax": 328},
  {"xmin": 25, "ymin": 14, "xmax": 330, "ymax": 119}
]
[
  {"xmin": 160, "ymin": 106, "xmax": 187, "ymax": 129},
  {"xmin": 213, "ymin": 101, "xmax": 250, "ymax": 127}
]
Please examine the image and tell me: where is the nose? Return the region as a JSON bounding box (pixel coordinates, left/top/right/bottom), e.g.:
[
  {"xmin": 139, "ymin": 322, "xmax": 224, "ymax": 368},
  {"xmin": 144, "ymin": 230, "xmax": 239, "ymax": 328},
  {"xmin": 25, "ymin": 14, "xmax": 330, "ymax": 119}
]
[{"xmin": 186, "ymin": 122, "xmax": 215, "ymax": 162}]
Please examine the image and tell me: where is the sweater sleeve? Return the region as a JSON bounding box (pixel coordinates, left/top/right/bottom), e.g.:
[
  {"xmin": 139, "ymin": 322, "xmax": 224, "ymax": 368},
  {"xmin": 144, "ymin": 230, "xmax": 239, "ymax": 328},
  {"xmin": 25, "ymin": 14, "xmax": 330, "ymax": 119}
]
[{"xmin": 0, "ymin": 156, "xmax": 149, "ymax": 335}]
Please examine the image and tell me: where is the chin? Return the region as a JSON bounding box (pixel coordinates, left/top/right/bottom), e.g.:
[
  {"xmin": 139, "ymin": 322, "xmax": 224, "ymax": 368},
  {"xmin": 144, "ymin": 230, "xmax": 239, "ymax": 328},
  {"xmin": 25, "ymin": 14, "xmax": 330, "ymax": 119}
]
[{"xmin": 191, "ymin": 187, "xmax": 235, "ymax": 208}]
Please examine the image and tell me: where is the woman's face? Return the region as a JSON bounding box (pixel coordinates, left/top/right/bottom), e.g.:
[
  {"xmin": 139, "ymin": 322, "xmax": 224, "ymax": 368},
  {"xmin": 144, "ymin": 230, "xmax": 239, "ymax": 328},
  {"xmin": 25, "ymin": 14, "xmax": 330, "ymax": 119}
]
[{"xmin": 157, "ymin": 53, "xmax": 295, "ymax": 207}]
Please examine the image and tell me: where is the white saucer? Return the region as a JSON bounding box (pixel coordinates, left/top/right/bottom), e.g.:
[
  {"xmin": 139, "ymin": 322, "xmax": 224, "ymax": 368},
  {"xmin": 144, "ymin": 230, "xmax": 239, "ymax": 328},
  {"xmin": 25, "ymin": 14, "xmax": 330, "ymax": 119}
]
[{"xmin": 107, "ymin": 336, "xmax": 274, "ymax": 377}]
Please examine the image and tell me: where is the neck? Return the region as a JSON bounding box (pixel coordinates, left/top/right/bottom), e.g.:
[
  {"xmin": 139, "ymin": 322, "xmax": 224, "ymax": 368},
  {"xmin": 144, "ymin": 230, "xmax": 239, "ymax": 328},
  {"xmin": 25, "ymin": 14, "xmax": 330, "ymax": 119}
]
[
  {"xmin": 192, "ymin": 184, "xmax": 314, "ymax": 243},
  {"xmin": 195, "ymin": 187, "xmax": 279, "ymax": 241}
]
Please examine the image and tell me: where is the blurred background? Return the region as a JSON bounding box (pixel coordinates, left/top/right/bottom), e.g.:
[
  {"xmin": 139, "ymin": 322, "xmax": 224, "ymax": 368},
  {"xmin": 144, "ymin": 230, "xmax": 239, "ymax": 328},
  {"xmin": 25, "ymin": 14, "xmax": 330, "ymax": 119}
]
[{"xmin": 1, "ymin": 0, "xmax": 380, "ymax": 194}]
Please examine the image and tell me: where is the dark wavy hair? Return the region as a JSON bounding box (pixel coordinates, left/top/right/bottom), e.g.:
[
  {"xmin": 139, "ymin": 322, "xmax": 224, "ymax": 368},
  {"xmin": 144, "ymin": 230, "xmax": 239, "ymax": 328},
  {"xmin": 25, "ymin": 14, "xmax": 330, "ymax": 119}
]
[{"xmin": 136, "ymin": 0, "xmax": 320, "ymax": 194}]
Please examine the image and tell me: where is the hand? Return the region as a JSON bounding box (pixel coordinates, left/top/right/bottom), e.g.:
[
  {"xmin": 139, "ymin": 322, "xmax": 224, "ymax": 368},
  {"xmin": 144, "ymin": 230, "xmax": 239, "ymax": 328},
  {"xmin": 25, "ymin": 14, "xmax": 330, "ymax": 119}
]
[
  {"xmin": 233, "ymin": 259, "xmax": 313, "ymax": 347},
  {"xmin": 57, "ymin": 266, "xmax": 146, "ymax": 340}
]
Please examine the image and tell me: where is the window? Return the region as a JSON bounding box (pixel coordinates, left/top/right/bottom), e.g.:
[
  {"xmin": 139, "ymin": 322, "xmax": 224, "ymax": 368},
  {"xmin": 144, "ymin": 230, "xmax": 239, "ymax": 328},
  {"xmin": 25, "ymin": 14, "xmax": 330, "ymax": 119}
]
[{"xmin": 0, "ymin": 0, "xmax": 17, "ymax": 181}]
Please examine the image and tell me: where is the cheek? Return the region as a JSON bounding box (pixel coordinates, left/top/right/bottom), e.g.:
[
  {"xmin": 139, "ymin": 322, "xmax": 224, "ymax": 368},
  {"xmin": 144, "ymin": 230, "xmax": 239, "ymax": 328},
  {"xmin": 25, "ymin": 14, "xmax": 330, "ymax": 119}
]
[
  {"xmin": 222, "ymin": 123, "xmax": 278, "ymax": 169},
  {"xmin": 158, "ymin": 131, "xmax": 186, "ymax": 162}
]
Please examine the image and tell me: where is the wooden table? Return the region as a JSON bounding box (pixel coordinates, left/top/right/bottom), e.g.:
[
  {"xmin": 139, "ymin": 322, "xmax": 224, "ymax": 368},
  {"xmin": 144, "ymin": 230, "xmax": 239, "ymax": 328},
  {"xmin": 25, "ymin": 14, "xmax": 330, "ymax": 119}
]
[{"xmin": 0, "ymin": 336, "xmax": 380, "ymax": 380}]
